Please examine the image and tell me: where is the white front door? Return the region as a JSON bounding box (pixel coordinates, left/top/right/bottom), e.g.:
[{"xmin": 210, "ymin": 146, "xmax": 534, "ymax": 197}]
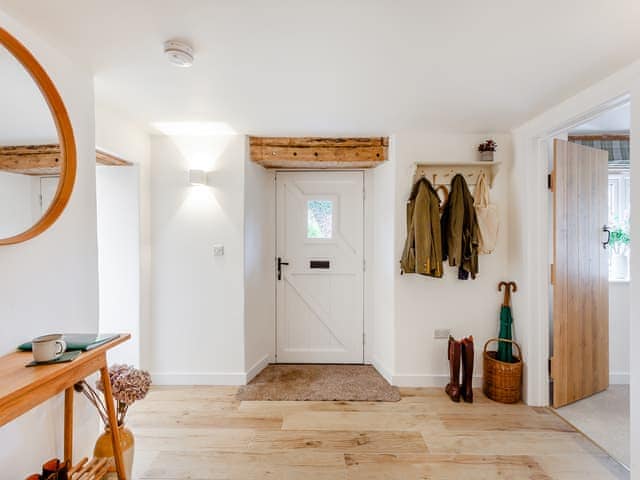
[{"xmin": 276, "ymin": 171, "xmax": 364, "ymax": 363}]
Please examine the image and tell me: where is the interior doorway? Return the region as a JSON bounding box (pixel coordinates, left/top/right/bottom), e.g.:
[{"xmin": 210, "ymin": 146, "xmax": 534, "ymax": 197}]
[
  {"xmin": 550, "ymin": 102, "xmax": 631, "ymax": 468},
  {"xmin": 275, "ymin": 171, "xmax": 364, "ymax": 364}
]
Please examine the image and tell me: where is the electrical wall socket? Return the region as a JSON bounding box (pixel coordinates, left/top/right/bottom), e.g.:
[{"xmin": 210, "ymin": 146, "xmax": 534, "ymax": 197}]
[
  {"xmin": 213, "ymin": 245, "xmax": 225, "ymax": 257},
  {"xmin": 434, "ymin": 328, "xmax": 450, "ymax": 339}
]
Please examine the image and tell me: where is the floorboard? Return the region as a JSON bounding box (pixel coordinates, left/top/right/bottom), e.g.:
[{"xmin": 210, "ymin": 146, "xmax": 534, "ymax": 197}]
[{"xmin": 129, "ymin": 386, "xmax": 628, "ymax": 479}]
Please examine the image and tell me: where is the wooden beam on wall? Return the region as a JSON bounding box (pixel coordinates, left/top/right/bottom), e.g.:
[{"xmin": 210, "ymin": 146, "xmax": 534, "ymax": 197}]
[
  {"xmin": 0, "ymin": 144, "xmax": 62, "ymax": 175},
  {"xmin": 249, "ymin": 136, "xmax": 388, "ymax": 169},
  {"xmin": 0, "ymin": 144, "xmax": 132, "ymax": 175},
  {"xmin": 568, "ymin": 134, "xmax": 629, "ymax": 141},
  {"xmin": 96, "ymin": 148, "xmax": 132, "ymax": 166}
]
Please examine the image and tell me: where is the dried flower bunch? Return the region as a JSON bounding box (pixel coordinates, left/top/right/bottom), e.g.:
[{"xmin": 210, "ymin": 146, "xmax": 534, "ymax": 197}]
[
  {"xmin": 478, "ymin": 139, "xmax": 498, "ymax": 152},
  {"xmin": 75, "ymin": 364, "xmax": 151, "ymax": 427}
]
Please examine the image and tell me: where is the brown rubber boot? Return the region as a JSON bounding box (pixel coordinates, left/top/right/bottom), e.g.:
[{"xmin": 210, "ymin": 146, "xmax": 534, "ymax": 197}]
[
  {"xmin": 445, "ymin": 336, "xmax": 461, "ymax": 402},
  {"xmin": 461, "ymin": 336, "xmax": 474, "ymax": 403}
]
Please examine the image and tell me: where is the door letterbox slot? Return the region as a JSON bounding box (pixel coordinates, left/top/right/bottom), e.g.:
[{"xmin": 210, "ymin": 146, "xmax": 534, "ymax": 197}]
[{"xmin": 310, "ymin": 260, "xmax": 330, "ymax": 269}]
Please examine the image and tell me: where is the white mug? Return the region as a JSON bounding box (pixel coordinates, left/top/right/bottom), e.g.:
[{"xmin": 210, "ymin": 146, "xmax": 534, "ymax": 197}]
[{"xmin": 32, "ymin": 334, "xmax": 67, "ymax": 362}]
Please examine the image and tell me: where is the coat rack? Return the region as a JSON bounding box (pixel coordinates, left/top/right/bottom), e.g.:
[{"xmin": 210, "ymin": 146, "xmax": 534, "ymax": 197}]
[{"xmin": 412, "ymin": 161, "xmax": 500, "ymax": 189}]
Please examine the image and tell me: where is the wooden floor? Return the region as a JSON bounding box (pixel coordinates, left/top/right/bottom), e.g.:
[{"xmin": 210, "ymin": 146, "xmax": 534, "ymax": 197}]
[{"xmin": 129, "ymin": 386, "xmax": 629, "ymax": 479}]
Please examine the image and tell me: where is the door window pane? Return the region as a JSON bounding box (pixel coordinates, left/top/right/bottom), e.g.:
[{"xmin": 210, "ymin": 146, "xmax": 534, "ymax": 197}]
[
  {"xmin": 608, "ymin": 172, "xmax": 631, "ymax": 281},
  {"xmin": 307, "ymin": 200, "xmax": 333, "ymax": 239}
]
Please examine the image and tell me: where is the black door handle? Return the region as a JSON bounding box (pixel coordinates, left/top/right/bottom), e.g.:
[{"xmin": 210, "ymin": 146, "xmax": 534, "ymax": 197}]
[
  {"xmin": 602, "ymin": 225, "xmax": 611, "ymax": 250},
  {"xmin": 277, "ymin": 257, "xmax": 289, "ymax": 280}
]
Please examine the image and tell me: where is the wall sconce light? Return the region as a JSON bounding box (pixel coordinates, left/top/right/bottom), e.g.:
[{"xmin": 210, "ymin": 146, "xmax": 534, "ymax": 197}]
[{"xmin": 188, "ymin": 169, "xmax": 208, "ymax": 186}]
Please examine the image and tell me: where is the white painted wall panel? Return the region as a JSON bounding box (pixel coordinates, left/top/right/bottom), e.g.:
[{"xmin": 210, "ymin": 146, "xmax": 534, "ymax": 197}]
[
  {"xmin": 609, "ymin": 282, "xmax": 630, "ymax": 384},
  {"xmin": 96, "ymin": 166, "xmax": 140, "ymax": 365},
  {"xmin": 243, "ymin": 144, "xmax": 275, "ymax": 377},
  {"xmin": 95, "ymin": 102, "xmax": 150, "ymax": 367},
  {"xmin": 150, "ymin": 134, "xmax": 246, "ymax": 383},
  {"xmin": 392, "ymin": 133, "xmax": 512, "ymax": 386}
]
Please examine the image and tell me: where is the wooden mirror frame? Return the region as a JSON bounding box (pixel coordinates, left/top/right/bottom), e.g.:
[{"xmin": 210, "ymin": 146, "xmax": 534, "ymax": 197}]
[{"xmin": 0, "ymin": 27, "xmax": 76, "ymax": 246}]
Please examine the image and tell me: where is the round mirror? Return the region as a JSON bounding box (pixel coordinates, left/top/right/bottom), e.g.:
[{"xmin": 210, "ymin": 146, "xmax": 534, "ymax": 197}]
[{"xmin": 0, "ymin": 28, "xmax": 76, "ymax": 245}]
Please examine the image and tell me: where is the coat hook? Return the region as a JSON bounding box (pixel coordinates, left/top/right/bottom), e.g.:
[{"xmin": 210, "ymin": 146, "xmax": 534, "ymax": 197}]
[{"xmin": 436, "ymin": 185, "xmax": 449, "ymax": 212}]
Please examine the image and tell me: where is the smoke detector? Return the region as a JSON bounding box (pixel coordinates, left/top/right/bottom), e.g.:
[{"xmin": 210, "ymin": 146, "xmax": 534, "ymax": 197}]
[{"xmin": 164, "ymin": 40, "xmax": 194, "ymax": 67}]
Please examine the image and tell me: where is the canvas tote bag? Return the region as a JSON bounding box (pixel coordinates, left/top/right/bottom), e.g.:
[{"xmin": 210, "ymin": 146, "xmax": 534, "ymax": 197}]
[{"xmin": 474, "ymin": 172, "xmax": 499, "ymax": 254}]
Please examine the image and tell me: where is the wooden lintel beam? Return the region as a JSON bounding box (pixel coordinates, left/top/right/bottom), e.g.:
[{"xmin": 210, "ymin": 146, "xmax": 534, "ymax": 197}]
[
  {"xmin": 568, "ymin": 134, "xmax": 629, "ymax": 141},
  {"xmin": 249, "ymin": 136, "xmax": 388, "ymax": 169},
  {"xmin": 250, "ymin": 137, "xmax": 388, "ymax": 147},
  {"xmin": 0, "ymin": 144, "xmax": 132, "ymax": 175},
  {"xmin": 0, "ymin": 144, "xmax": 62, "ymax": 175},
  {"xmin": 96, "ymin": 149, "xmax": 132, "ymax": 166}
]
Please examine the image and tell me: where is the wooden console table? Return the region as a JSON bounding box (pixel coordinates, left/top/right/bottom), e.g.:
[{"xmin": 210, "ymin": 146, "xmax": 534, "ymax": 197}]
[{"xmin": 0, "ymin": 334, "xmax": 131, "ymax": 480}]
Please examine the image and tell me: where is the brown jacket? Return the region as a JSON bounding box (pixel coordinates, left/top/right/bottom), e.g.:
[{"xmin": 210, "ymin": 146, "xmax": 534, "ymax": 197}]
[
  {"xmin": 441, "ymin": 174, "xmax": 479, "ymax": 279},
  {"xmin": 400, "ymin": 178, "xmax": 443, "ymax": 277}
]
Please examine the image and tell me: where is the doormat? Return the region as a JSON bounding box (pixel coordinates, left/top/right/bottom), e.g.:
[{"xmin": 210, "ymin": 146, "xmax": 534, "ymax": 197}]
[{"xmin": 237, "ymin": 364, "xmax": 400, "ymax": 401}]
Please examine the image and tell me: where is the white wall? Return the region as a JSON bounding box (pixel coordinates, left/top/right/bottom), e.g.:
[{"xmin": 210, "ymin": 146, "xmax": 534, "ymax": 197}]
[
  {"xmin": 150, "ymin": 134, "xmax": 247, "ymax": 384},
  {"xmin": 243, "ymin": 142, "xmax": 275, "ymax": 379},
  {"xmin": 95, "ymin": 166, "xmax": 141, "ymax": 365},
  {"xmin": 0, "ymin": 10, "xmax": 99, "ymax": 478},
  {"xmin": 0, "ymin": 172, "xmax": 32, "ymax": 238},
  {"xmin": 610, "ymin": 282, "xmax": 631, "ymax": 384},
  {"xmin": 95, "ymin": 102, "xmax": 150, "ymax": 367},
  {"xmin": 390, "ymin": 133, "xmax": 511, "ymax": 386},
  {"xmin": 630, "ymin": 78, "xmax": 640, "ymax": 479},
  {"xmin": 370, "ymin": 143, "xmax": 397, "ymax": 381}
]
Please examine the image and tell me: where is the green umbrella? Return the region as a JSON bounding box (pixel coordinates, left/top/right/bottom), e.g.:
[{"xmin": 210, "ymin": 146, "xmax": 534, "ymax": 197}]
[
  {"xmin": 497, "ymin": 305, "xmax": 514, "ymax": 362},
  {"xmin": 497, "ymin": 282, "xmax": 517, "ymax": 363}
]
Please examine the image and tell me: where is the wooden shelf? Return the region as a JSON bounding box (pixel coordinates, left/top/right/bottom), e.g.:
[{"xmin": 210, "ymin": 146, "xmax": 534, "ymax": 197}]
[
  {"xmin": 68, "ymin": 457, "xmax": 109, "ymax": 480},
  {"xmin": 412, "ymin": 161, "xmax": 500, "ymax": 188}
]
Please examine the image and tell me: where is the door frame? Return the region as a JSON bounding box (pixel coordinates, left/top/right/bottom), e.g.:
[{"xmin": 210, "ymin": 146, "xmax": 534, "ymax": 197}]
[
  {"xmin": 513, "ymin": 92, "xmax": 630, "ymax": 407},
  {"xmin": 274, "ymin": 169, "xmax": 369, "ymax": 364}
]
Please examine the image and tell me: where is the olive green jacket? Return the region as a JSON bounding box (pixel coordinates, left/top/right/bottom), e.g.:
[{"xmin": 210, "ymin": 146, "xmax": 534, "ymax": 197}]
[
  {"xmin": 400, "ymin": 178, "xmax": 443, "ymax": 277},
  {"xmin": 441, "ymin": 174, "xmax": 479, "ymax": 279}
]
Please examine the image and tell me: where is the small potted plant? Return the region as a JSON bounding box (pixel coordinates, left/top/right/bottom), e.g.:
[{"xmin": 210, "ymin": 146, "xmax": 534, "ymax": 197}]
[
  {"xmin": 75, "ymin": 364, "xmax": 151, "ymax": 480},
  {"xmin": 609, "ymin": 218, "xmax": 630, "ymax": 280},
  {"xmin": 478, "ymin": 139, "xmax": 498, "ymax": 162}
]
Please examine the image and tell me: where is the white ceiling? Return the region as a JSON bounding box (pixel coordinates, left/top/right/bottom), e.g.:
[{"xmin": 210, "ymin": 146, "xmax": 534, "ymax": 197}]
[
  {"xmin": 2, "ymin": 0, "xmax": 639, "ymax": 135},
  {"xmin": 570, "ymin": 103, "xmax": 630, "ymax": 134}
]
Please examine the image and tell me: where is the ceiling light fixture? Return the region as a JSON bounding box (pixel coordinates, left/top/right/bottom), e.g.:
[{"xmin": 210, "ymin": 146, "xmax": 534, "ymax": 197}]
[{"xmin": 164, "ymin": 40, "xmax": 194, "ymax": 68}]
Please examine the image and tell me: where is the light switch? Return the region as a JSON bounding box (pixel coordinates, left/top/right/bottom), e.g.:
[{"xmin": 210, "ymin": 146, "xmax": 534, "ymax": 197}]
[{"xmin": 213, "ymin": 245, "xmax": 225, "ymax": 257}]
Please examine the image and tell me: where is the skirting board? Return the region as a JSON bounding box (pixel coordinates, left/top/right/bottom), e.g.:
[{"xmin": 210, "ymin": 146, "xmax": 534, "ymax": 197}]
[
  {"xmin": 391, "ymin": 373, "xmax": 628, "ymax": 387},
  {"xmin": 152, "ymin": 354, "xmax": 272, "ymax": 386},
  {"xmin": 371, "ymin": 357, "xmax": 393, "ymax": 384},
  {"xmin": 245, "ymin": 354, "xmax": 271, "ymax": 383},
  {"xmin": 392, "ymin": 373, "xmax": 483, "ymax": 388},
  {"xmin": 151, "ymin": 372, "xmax": 246, "ymax": 386},
  {"xmin": 610, "ymin": 373, "xmax": 630, "ymax": 385},
  {"xmin": 370, "ymin": 360, "xmax": 482, "ymax": 388}
]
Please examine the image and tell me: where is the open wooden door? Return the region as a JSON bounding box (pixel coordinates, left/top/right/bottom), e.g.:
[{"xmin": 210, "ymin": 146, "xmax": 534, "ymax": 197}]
[{"xmin": 551, "ymin": 139, "xmax": 609, "ymax": 408}]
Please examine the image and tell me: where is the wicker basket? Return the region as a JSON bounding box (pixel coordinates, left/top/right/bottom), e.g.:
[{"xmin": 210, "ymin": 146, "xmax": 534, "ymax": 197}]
[{"xmin": 482, "ymin": 338, "xmax": 523, "ymax": 404}]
